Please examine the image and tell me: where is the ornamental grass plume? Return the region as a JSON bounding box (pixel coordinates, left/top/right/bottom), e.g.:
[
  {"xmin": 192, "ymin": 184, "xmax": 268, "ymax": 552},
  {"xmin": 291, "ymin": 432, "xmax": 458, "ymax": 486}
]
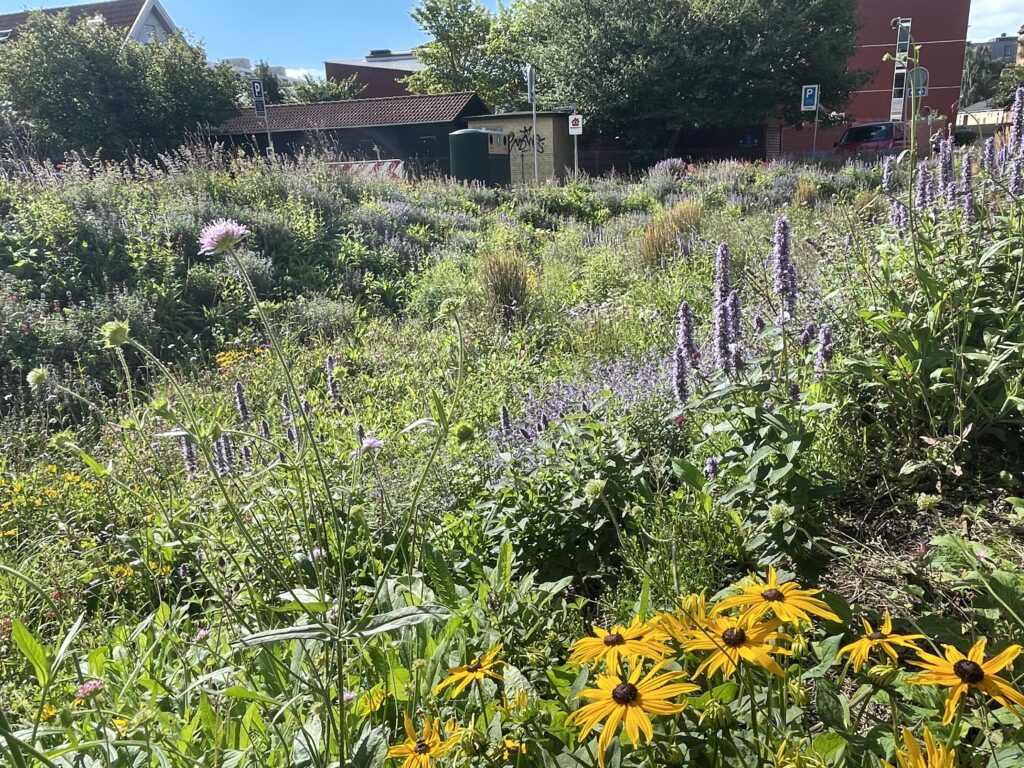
[
  {"xmin": 908, "ymin": 638, "xmax": 1024, "ymax": 725},
  {"xmin": 566, "ymin": 662, "xmax": 698, "ymax": 768},
  {"xmin": 198, "ymin": 218, "xmax": 250, "ymax": 255}
]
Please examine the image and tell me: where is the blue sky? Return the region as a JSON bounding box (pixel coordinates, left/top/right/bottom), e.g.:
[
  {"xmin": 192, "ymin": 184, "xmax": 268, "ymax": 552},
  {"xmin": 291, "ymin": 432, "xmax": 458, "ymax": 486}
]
[{"xmin": 0, "ymin": 0, "xmax": 1017, "ymax": 75}]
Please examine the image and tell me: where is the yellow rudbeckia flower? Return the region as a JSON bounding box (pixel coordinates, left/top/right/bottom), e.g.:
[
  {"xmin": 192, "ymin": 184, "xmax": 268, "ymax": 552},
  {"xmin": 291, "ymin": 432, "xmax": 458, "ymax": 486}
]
[
  {"xmin": 683, "ymin": 615, "xmax": 790, "ymax": 678},
  {"xmin": 713, "ymin": 566, "xmax": 840, "ymax": 625},
  {"xmin": 566, "ymin": 662, "xmax": 698, "ymax": 768},
  {"xmin": 884, "ymin": 727, "xmax": 955, "ymax": 768},
  {"xmin": 907, "ymin": 638, "xmax": 1024, "ymax": 724},
  {"xmin": 838, "ymin": 610, "xmax": 923, "ymax": 672},
  {"xmin": 569, "ymin": 616, "xmax": 671, "ymax": 671},
  {"xmin": 387, "ymin": 714, "xmax": 461, "ymax": 768},
  {"xmin": 434, "ymin": 643, "xmax": 504, "ymax": 698}
]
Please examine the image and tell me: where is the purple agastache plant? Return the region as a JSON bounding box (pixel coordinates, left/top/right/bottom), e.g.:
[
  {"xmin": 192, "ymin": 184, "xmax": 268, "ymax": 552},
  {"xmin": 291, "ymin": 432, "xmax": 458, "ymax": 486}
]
[
  {"xmin": 671, "ymin": 347, "xmax": 689, "ymax": 404},
  {"xmin": 889, "ymin": 201, "xmax": 908, "ymax": 232},
  {"xmin": 713, "ymin": 243, "xmax": 734, "ymax": 373},
  {"xmin": 181, "ymin": 436, "xmax": 198, "ymax": 478},
  {"xmin": 727, "ymin": 290, "xmax": 742, "ymax": 343},
  {"xmin": 233, "ymin": 381, "xmax": 250, "ymax": 426},
  {"xmin": 915, "ymin": 165, "xmax": 934, "ymax": 210},
  {"xmin": 324, "ymin": 355, "xmax": 340, "ymax": 402},
  {"xmin": 938, "ymin": 138, "xmax": 954, "ymax": 202},
  {"xmin": 1011, "ymin": 159, "xmax": 1024, "ymax": 198},
  {"xmin": 499, "ymin": 405, "xmax": 512, "ymax": 437},
  {"xmin": 676, "ymin": 301, "xmax": 697, "ymax": 362},
  {"xmin": 1010, "ymin": 87, "xmax": 1024, "ymax": 157},
  {"xmin": 815, "ymin": 325, "xmax": 834, "ymax": 377},
  {"xmin": 961, "ymin": 156, "xmax": 974, "ymax": 225},
  {"xmin": 771, "ymin": 217, "xmax": 798, "ymax": 322},
  {"xmin": 198, "ymin": 218, "xmax": 250, "ymax": 255},
  {"xmin": 982, "ymin": 137, "xmax": 997, "ymax": 175},
  {"xmin": 881, "ymin": 156, "xmax": 896, "ymax": 195},
  {"xmin": 799, "ymin": 321, "xmax": 817, "ymax": 349}
]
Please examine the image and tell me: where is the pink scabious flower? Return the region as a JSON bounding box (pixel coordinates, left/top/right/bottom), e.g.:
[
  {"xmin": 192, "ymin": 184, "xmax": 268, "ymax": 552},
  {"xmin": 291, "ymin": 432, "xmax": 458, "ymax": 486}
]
[
  {"xmin": 198, "ymin": 218, "xmax": 250, "ymax": 255},
  {"xmin": 75, "ymin": 679, "xmax": 106, "ymax": 700},
  {"xmin": 351, "ymin": 435, "xmax": 384, "ymax": 458},
  {"xmin": 193, "ymin": 628, "xmax": 211, "ymax": 643}
]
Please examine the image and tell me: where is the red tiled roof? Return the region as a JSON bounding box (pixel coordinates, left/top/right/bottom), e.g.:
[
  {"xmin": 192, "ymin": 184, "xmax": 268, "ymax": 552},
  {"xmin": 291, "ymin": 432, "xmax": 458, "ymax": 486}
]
[
  {"xmin": 216, "ymin": 92, "xmax": 488, "ymax": 135},
  {"xmin": 0, "ymin": 0, "xmax": 146, "ymax": 34}
]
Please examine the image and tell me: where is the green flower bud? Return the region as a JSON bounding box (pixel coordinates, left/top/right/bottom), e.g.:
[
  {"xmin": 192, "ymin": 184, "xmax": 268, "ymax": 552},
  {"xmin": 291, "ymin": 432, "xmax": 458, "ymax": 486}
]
[
  {"xmin": 26, "ymin": 366, "xmax": 48, "ymax": 393},
  {"xmin": 790, "ymin": 634, "xmax": 810, "ymax": 660},
  {"xmin": 697, "ymin": 697, "xmax": 734, "ymax": 730},
  {"xmin": 584, "ymin": 478, "xmax": 607, "ymax": 502},
  {"xmin": 788, "ymin": 681, "xmax": 809, "ymax": 707},
  {"xmin": 99, "ymin": 319, "xmax": 130, "ymax": 349},
  {"xmin": 454, "ymin": 422, "xmax": 475, "ymax": 444},
  {"xmin": 867, "ymin": 663, "xmax": 900, "ymax": 689},
  {"xmin": 459, "ymin": 728, "xmax": 488, "ymax": 757}
]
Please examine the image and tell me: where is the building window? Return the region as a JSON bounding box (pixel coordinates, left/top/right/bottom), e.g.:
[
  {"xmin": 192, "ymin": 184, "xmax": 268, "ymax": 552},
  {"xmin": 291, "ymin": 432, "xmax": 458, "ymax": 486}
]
[
  {"xmin": 895, "ymin": 18, "xmax": 912, "ymax": 63},
  {"xmin": 1005, "ymin": 44, "xmax": 1014, "ymax": 60}
]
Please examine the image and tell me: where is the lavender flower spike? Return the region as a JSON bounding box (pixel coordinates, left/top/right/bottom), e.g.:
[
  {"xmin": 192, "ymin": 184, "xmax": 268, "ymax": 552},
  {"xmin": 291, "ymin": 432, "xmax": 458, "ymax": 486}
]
[
  {"xmin": 671, "ymin": 347, "xmax": 689, "ymax": 404},
  {"xmin": 881, "ymin": 156, "xmax": 896, "ymax": 195},
  {"xmin": 771, "ymin": 217, "xmax": 798, "ymax": 322},
  {"xmin": 982, "ymin": 137, "xmax": 997, "ymax": 175},
  {"xmin": 234, "ymin": 381, "xmax": 251, "ymax": 426},
  {"xmin": 727, "ymin": 290, "xmax": 742, "ymax": 343},
  {"xmin": 712, "ymin": 243, "xmax": 733, "ymax": 373},
  {"xmin": 676, "ymin": 301, "xmax": 697, "ymax": 362},
  {"xmin": 198, "ymin": 218, "xmax": 250, "ymax": 255},
  {"xmin": 1010, "ymin": 87, "xmax": 1024, "ymax": 158},
  {"xmin": 815, "ymin": 325, "xmax": 835, "ymax": 377},
  {"xmin": 961, "ymin": 156, "xmax": 974, "ymax": 226}
]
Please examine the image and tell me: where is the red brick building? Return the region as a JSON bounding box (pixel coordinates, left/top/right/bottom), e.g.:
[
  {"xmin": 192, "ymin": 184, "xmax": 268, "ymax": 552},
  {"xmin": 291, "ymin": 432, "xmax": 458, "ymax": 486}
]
[
  {"xmin": 324, "ymin": 50, "xmax": 421, "ymax": 99},
  {"xmin": 777, "ymin": 0, "xmax": 971, "ymax": 156}
]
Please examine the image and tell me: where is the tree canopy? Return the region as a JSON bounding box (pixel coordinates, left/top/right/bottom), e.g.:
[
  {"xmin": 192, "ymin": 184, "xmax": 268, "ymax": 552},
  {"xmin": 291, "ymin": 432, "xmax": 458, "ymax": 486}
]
[
  {"xmin": 992, "ymin": 66, "xmax": 1024, "ymax": 110},
  {"xmin": 407, "ymin": 0, "xmax": 862, "ymax": 141},
  {"xmin": 0, "ymin": 12, "xmax": 238, "ymax": 158},
  {"xmin": 289, "ymin": 74, "xmax": 366, "ymax": 103},
  {"xmin": 405, "ymin": 0, "xmax": 530, "ymax": 111},
  {"xmin": 960, "ymin": 46, "xmax": 1005, "ymax": 107}
]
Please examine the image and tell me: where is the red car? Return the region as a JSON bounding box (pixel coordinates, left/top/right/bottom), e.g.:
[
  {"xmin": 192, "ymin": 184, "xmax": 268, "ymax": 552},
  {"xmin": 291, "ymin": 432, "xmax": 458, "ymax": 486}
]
[{"xmin": 835, "ymin": 121, "xmax": 909, "ymax": 155}]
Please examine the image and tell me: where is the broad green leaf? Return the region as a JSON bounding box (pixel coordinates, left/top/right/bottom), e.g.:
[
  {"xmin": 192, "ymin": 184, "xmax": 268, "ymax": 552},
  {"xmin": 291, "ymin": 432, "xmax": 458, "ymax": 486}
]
[{"xmin": 12, "ymin": 619, "xmax": 49, "ymax": 685}]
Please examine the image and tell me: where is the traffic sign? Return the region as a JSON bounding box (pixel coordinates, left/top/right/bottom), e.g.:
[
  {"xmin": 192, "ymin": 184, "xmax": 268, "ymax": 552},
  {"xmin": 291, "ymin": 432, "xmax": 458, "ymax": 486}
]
[
  {"xmin": 907, "ymin": 67, "xmax": 929, "ymax": 98},
  {"xmin": 252, "ymin": 78, "xmax": 267, "ymax": 118},
  {"xmin": 524, "ymin": 64, "xmax": 536, "ymax": 106},
  {"xmin": 568, "ymin": 114, "xmax": 583, "ymax": 135},
  {"xmin": 801, "ymin": 84, "xmax": 819, "ymax": 112}
]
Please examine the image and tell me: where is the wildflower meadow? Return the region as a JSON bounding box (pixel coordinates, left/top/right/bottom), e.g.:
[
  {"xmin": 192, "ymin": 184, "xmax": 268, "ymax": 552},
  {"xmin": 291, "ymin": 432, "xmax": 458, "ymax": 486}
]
[{"xmin": 3, "ymin": 92, "xmax": 1024, "ymax": 768}]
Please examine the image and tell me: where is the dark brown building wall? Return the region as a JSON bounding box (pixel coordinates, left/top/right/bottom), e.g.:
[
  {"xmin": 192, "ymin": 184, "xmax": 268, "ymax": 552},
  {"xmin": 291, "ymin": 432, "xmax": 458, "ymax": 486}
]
[
  {"xmin": 782, "ymin": 0, "xmax": 971, "ymax": 154},
  {"xmin": 325, "ymin": 63, "xmax": 415, "ymax": 99}
]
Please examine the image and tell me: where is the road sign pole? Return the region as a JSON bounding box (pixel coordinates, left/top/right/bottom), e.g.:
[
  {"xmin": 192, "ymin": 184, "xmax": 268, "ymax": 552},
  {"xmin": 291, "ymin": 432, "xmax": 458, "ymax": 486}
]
[
  {"xmin": 812, "ymin": 113, "xmax": 819, "ymax": 155},
  {"xmin": 573, "ymin": 134, "xmax": 579, "ymax": 179}
]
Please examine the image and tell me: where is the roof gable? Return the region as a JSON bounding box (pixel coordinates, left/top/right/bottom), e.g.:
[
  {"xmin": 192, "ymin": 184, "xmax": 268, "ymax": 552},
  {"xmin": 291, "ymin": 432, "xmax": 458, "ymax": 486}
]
[
  {"xmin": 216, "ymin": 92, "xmax": 489, "ymax": 135},
  {"xmin": 0, "ymin": 0, "xmax": 147, "ymax": 37}
]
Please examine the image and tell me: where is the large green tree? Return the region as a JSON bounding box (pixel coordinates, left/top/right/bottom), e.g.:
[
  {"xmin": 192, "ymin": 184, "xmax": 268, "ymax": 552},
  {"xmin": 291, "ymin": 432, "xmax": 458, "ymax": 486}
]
[
  {"xmin": 961, "ymin": 46, "xmax": 1005, "ymax": 107},
  {"xmin": 0, "ymin": 12, "xmax": 238, "ymax": 157},
  {"xmin": 405, "ymin": 0, "xmax": 531, "ymax": 110},
  {"xmin": 288, "ymin": 74, "xmax": 366, "ymax": 103},
  {"xmin": 526, "ymin": 0, "xmax": 861, "ymax": 142},
  {"xmin": 992, "ymin": 66, "xmax": 1024, "ymax": 109}
]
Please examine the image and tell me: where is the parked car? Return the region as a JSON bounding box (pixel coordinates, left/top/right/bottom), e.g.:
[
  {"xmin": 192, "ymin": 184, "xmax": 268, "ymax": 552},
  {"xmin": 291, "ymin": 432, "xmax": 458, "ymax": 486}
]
[{"xmin": 834, "ymin": 121, "xmax": 909, "ymax": 155}]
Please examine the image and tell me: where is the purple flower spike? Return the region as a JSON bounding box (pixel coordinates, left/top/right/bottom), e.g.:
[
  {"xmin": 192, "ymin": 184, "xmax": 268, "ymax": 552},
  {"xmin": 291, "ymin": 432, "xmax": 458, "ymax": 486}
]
[
  {"xmin": 676, "ymin": 301, "xmax": 697, "ymax": 362},
  {"xmin": 234, "ymin": 381, "xmax": 250, "ymax": 426},
  {"xmin": 704, "ymin": 456, "xmax": 720, "ymax": 480},
  {"xmin": 771, "ymin": 217, "xmax": 798, "ymax": 322},
  {"xmin": 961, "ymin": 157, "xmax": 974, "ymax": 226},
  {"xmin": 198, "ymin": 218, "xmax": 250, "ymax": 255},
  {"xmin": 881, "ymin": 156, "xmax": 896, "ymax": 195},
  {"xmin": 713, "ymin": 243, "xmax": 734, "ymax": 373},
  {"xmin": 671, "ymin": 347, "xmax": 688, "ymax": 404},
  {"xmin": 815, "ymin": 325, "xmax": 835, "ymax": 377},
  {"xmin": 982, "ymin": 137, "xmax": 997, "ymax": 174}
]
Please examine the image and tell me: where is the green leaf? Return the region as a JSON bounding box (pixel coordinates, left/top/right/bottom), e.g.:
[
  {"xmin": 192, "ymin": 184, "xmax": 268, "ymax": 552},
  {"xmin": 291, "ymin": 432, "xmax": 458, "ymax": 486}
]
[
  {"xmin": 12, "ymin": 619, "xmax": 49, "ymax": 685},
  {"xmin": 804, "ymin": 634, "xmax": 844, "ymax": 679},
  {"xmin": 497, "ymin": 537, "xmax": 513, "ymax": 587},
  {"xmin": 423, "ymin": 545, "xmax": 459, "ymax": 608},
  {"xmin": 815, "ymin": 679, "xmax": 849, "ymax": 731},
  {"xmin": 351, "ymin": 724, "xmax": 388, "ymax": 768},
  {"xmin": 353, "ymin": 604, "xmax": 452, "ymax": 638},
  {"xmin": 811, "ymin": 731, "xmax": 847, "ymax": 759}
]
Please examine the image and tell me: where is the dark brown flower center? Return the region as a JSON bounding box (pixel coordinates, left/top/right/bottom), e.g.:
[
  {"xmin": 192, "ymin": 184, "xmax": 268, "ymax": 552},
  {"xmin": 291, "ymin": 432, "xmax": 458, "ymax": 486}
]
[
  {"xmin": 868, "ymin": 632, "xmax": 886, "ymax": 641},
  {"xmin": 467, "ymin": 661, "xmax": 483, "ymax": 673},
  {"xmin": 953, "ymin": 660, "xmax": 985, "ymax": 684},
  {"xmin": 506, "ymin": 745, "xmax": 520, "ymax": 755},
  {"xmin": 722, "ymin": 628, "xmax": 747, "ymax": 647},
  {"xmin": 611, "ymin": 682, "xmax": 639, "ymax": 704},
  {"xmin": 761, "ymin": 588, "xmax": 784, "ymax": 602},
  {"xmin": 415, "ymin": 739, "xmax": 430, "ymax": 754},
  {"xmin": 603, "ymin": 632, "xmax": 625, "ymax": 647}
]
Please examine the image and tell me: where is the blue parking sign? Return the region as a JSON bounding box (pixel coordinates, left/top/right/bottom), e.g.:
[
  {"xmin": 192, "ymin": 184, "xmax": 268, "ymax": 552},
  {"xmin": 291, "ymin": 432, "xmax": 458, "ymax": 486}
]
[{"xmin": 801, "ymin": 84, "xmax": 819, "ymax": 112}]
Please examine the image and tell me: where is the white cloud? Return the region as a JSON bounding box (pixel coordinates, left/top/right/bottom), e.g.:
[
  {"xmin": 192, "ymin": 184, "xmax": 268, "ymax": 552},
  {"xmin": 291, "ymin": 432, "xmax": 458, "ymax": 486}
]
[
  {"xmin": 968, "ymin": 0, "xmax": 1021, "ymax": 42},
  {"xmin": 285, "ymin": 68, "xmax": 321, "ymax": 80}
]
